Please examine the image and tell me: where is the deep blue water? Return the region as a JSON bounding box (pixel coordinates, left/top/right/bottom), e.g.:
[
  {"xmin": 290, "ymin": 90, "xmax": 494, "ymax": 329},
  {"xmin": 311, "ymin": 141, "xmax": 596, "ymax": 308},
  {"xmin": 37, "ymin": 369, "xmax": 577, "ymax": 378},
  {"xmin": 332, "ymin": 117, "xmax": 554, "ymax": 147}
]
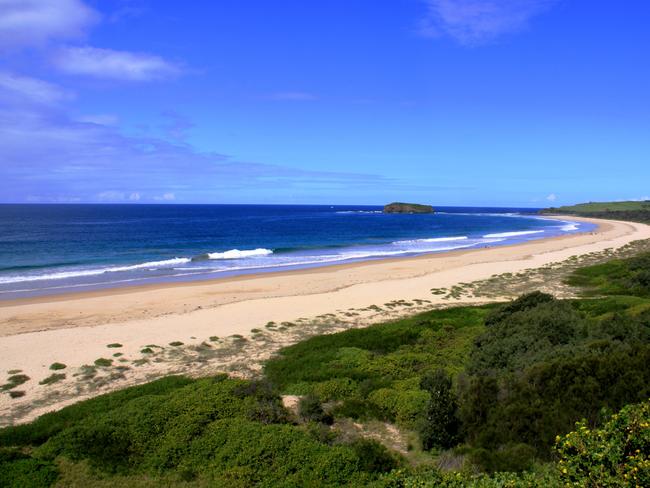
[{"xmin": 0, "ymin": 204, "xmax": 594, "ymax": 299}]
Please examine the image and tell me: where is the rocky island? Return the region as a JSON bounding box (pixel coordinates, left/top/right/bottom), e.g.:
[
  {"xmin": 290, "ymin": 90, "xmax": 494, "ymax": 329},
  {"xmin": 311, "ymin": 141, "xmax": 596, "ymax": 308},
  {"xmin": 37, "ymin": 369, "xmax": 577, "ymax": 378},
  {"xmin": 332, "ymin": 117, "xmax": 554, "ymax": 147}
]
[{"xmin": 383, "ymin": 202, "xmax": 435, "ymax": 214}]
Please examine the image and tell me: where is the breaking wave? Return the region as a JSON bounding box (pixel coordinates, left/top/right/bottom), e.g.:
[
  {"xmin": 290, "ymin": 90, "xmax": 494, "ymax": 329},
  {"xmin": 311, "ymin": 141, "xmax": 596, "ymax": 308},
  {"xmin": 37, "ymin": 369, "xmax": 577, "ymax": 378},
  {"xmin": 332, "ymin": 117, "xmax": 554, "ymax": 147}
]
[{"xmin": 0, "ymin": 258, "xmax": 191, "ymax": 284}]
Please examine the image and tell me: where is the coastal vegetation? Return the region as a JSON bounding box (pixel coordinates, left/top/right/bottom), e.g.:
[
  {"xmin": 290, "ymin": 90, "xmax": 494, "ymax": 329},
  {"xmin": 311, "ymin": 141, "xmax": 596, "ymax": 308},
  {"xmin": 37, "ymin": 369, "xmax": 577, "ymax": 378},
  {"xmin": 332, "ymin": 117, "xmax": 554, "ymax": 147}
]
[
  {"xmin": 383, "ymin": 202, "xmax": 435, "ymax": 214},
  {"xmin": 542, "ymin": 199, "xmax": 650, "ymax": 223},
  {"xmin": 1, "ymin": 251, "xmax": 650, "ymax": 485}
]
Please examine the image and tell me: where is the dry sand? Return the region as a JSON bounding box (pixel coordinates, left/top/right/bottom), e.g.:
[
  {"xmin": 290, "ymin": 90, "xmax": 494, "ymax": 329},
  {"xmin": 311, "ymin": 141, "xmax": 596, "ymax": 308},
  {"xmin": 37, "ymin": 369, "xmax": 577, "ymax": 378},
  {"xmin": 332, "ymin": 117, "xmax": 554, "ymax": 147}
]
[{"xmin": 1, "ymin": 216, "xmax": 649, "ymax": 424}]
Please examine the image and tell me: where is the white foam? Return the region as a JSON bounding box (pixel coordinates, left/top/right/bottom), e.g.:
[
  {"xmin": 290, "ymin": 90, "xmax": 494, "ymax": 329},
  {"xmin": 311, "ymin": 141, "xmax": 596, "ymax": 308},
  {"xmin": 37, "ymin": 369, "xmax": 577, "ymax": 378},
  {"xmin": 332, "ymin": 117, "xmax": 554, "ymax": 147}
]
[
  {"xmin": 0, "ymin": 257, "xmax": 191, "ymax": 284},
  {"xmin": 394, "ymin": 236, "xmax": 468, "ymax": 245},
  {"xmin": 436, "ymin": 212, "xmax": 522, "ymax": 218},
  {"xmin": 206, "ymin": 248, "xmax": 273, "ymax": 260},
  {"xmin": 560, "ymin": 223, "xmax": 578, "ymax": 231},
  {"xmin": 483, "ymin": 230, "xmax": 545, "ymax": 238}
]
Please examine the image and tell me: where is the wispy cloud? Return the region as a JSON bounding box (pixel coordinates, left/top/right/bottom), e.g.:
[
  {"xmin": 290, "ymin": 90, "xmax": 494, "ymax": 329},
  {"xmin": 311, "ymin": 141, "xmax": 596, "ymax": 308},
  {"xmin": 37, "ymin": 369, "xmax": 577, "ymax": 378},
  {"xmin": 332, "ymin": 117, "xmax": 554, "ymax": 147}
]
[
  {"xmin": 1, "ymin": 1, "xmax": 183, "ymax": 84},
  {"xmin": 266, "ymin": 92, "xmax": 318, "ymax": 101},
  {"xmin": 0, "ymin": 71, "xmax": 72, "ymax": 105},
  {"xmin": 0, "ymin": 0, "xmax": 99, "ymax": 50},
  {"xmin": 419, "ymin": 0, "xmax": 558, "ymax": 45},
  {"xmin": 546, "ymin": 193, "xmax": 557, "ymax": 202},
  {"xmin": 52, "ymin": 46, "xmax": 183, "ymax": 81},
  {"xmin": 0, "ymin": 75, "xmax": 405, "ymax": 203}
]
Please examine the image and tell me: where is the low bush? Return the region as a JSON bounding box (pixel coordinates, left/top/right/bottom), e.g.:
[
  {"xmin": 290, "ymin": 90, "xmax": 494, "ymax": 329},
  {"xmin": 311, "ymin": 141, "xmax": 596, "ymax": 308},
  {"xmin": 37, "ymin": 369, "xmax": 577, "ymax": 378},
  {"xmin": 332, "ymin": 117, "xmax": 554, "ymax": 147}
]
[
  {"xmin": 567, "ymin": 252, "xmax": 650, "ymax": 297},
  {"xmin": 39, "ymin": 374, "xmax": 66, "ymax": 386},
  {"xmin": 556, "ymin": 399, "xmax": 650, "ymax": 487},
  {"xmin": 0, "ymin": 375, "xmax": 194, "ymax": 447},
  {"xmin": 0, "ymin": 448, "xmax": 59, "ymax": 488},
  {"xmin": 468, "ymin": 297, "xmax": 583, "ymax": 374},
  {"xmin": 368, "ymin": 388, "xmax": 429, "ymax": 428},
  {"xmin": 484, "ymin": 291, "xmax": 555, "ymax": 327},
  {"xmin": 299, "ymin": 395, "xmax": 333, "ymax": 425}
]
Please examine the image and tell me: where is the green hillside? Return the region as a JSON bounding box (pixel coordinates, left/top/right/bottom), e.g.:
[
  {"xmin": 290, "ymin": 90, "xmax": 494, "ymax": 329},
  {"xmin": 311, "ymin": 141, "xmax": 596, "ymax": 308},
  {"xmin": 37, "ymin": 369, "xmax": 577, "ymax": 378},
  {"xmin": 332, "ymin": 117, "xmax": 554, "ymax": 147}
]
[{"xmin": 541, "ymin": 200, "xmax": 650, "ymax": 223}]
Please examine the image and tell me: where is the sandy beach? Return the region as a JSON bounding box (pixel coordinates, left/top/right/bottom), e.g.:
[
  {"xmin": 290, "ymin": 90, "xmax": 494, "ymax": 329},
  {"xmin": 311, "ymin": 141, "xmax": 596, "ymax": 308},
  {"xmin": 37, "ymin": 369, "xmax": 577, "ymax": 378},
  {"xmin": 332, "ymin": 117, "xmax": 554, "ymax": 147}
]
[{"xmin": 2, "ymin": 215, "xmax": 650, "ymax": 424}]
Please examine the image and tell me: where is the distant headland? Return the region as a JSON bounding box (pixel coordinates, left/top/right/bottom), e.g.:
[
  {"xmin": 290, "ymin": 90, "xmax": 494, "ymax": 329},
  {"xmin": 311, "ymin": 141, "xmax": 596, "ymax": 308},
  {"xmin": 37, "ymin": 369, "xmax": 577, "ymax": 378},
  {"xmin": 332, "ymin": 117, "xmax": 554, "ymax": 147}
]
[
  {"xmin": 383, "ymin": 202, "xmax": 435, "ymax": 214},
  {"xmin": 540, "ymin": 200, "xmax": 650, "ymax": 224}
]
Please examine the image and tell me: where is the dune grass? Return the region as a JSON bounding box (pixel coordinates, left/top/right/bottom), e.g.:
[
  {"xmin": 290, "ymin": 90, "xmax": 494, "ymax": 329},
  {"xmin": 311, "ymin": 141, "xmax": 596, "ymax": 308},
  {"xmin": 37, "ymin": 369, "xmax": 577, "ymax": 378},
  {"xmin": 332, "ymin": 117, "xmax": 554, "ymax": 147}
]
[{"xmin": 39, "ymin": 374, "xmax": 66, "ymax": 386}]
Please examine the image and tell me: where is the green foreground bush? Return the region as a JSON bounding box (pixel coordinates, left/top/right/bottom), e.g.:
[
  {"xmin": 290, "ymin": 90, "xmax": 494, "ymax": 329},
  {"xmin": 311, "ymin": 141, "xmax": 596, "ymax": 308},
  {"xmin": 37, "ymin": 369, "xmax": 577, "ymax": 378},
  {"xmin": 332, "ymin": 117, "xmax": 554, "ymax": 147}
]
[
  {"xmin": 0, "ymin": 376, "xmax": 401, "ymax": 487},
  {"xmin": 556, "ymin": 400, "xmax": 650, "ymax": 487}
]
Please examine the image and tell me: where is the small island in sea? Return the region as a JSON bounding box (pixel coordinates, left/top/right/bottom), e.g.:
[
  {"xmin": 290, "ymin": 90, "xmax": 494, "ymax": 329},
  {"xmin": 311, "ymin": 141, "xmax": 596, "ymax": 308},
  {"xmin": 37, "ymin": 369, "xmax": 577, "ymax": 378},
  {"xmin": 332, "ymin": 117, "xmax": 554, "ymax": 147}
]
[{"xmin": 383, "ymin": 202, "xmax": 435, "ymax": 214}]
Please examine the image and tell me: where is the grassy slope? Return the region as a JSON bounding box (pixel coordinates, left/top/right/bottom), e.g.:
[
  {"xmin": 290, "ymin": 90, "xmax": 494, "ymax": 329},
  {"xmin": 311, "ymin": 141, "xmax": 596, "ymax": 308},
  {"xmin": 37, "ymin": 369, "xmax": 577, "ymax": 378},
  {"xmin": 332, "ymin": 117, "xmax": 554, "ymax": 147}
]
[{"xmin": 541, "ymin": 200, "xmax": 650, "ymax": 223}]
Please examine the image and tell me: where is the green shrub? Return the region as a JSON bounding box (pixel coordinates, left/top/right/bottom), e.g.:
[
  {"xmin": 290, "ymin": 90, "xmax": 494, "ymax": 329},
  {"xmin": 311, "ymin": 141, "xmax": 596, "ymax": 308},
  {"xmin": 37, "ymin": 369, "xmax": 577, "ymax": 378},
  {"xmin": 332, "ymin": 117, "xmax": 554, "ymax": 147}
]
[
  {"xmin": 332, "ymin": 398, "xmax": 385, "ymax": 421},
  {"xmin": 266, "ymin": 306, "xmax": 489, "ymax": 391},
  {"xmin": 49, "ymin": 363, "xmax": 66, "ymax": 371},
  {"xmin": 312, "ymin": 377, "xmax": 358, "ymax": 401},
  {"xmin": 94, "ymin": 358, "xmax": 113, "ymax": 367},
  {"xmin": 351, "ymin": 438, "xmax": 400, "ymax": 474},
  {"xmin": 484, "ymin": 291, "xmax": 555, "ymax": 327},
  {"xmin": 1, "ymin": 374, "xmax": 30, "ymax": 391},
  {"xmin": 39, "ymin": 374, "xmax": 66, "ymax": 386},
  {"xmin": 469, "ymin": 443, "xmax": 537, "ymax": 473},
  {"xmin": 369, "ymin": 388, "xmax": 429, "ymax": 428},
  {"xmin": 1, "ymin": 374, "xmax": 396, "ymax": 485},
  {"xmin": 568, "ymin": 252, "xmax": 650, "ymax": 297},
  {"xmin": 0, "ymin": 448, "xmax": 59, "ymax": 487},
  {"xmin": 0, "ymin": 376, "xmax": 194, "ymax": 447},
  {"xmin": 299, "ymin": 395, "xmax": 333, "ymax": 425},
  {"xmin": 468, "ymin": 298, "xmax": 583, "ymax": 374},
  {"xmin": 556, "ymin": 400, "xmax": 650, "ymax": 487},
  {"xmin": 375, "ymin": 465, "xmax": 562, "ymax": 487},
  {"xmin": 419, "ymin": 369, "xmax": 460, "ymax": 450},
  {"xmin": 178, "ymin": 418, "xmax": 375, "ymax": 485},
  {"xmin": 460, "ymin": 343, "xmax": 650, "ymax": 463}
]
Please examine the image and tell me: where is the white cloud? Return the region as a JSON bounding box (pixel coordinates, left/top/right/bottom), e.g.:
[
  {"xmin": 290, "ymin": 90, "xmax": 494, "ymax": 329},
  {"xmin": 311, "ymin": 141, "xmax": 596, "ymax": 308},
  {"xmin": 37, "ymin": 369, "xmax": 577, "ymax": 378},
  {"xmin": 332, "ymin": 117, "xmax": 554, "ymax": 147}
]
[
  {"xmin": 52, "ymin": 46, "xmax": 182, "ymax": 81},
  {"xmin": 0, "ymin": 71, "xmax": 71, "ymax": 105},
  {"xmin": 97, "ymin": 190, "xmax": 126, "ymax": 201},
  {"xmin": 546, "ymin": 193, "xmax": 557, "ymax": 202},
  {"xmin": 419, "ymin": 0, "xmax": 557, "ymax": 45},
  {"xmin": 0, "ymin": 0, "xmax": 99, "ymax": 50},
  {"xmin": 154, "ymin": 192, "xmax": 176, "ymax": 201}
]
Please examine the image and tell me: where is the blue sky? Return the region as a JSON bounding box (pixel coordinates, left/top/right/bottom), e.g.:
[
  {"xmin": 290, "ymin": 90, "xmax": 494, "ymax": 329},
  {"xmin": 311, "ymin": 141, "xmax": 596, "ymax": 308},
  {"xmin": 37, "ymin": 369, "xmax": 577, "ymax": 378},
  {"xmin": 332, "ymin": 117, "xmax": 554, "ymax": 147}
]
[{"xmin": 0, "ymin": 0, "xmax": 649, "ymax": 206}]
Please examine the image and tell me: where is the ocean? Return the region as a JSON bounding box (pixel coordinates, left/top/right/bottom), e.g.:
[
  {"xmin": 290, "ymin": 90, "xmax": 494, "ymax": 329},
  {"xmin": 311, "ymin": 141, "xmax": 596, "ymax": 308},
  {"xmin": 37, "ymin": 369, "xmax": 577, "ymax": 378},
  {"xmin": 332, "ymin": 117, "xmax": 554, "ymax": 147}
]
[{"xmin": 0, "ymin": 204, "xmax": 595, "ymax": 299}]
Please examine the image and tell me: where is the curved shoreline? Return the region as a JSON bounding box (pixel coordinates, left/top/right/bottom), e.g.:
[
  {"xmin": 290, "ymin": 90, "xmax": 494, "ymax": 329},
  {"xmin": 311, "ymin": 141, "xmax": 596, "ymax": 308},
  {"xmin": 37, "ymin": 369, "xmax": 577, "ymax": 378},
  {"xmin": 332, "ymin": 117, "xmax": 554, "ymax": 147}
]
[
  {"xmin": 1, "ymin": 216, "xmax": 650, "ymax": 424},
  {"xmin": 0, "ymin": 217, "xmax": 639, "ymax": 336},
  {"xmin": 0, "ymin": 213, "xmax": 586, "ymax": 303}
]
